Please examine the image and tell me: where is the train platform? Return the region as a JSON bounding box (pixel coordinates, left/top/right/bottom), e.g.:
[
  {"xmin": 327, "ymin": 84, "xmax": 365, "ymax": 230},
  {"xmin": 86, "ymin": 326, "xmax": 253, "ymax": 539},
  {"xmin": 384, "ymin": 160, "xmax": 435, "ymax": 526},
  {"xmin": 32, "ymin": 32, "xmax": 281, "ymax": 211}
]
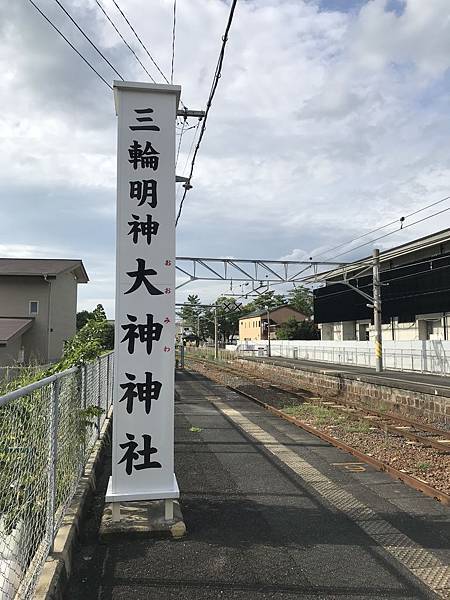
[
  {"xmin": 241, "ymin": 355, "xmax": 450, "ymax": 397},
  {"xmin": 66, "ymin": 369, "xmax": 450, "ymax": 599}
]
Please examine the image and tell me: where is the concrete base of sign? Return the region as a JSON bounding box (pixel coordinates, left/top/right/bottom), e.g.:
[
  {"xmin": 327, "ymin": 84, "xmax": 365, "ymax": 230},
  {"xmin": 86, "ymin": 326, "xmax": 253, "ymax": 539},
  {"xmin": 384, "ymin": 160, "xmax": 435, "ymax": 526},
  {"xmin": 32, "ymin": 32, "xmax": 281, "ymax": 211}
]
[
  {"xmin": 100, "ymin": 499, "xmax": 186, "ymax": 539},
  {"xmin": 105, "ymin": 476, "xmax": 180, "ymax": 524}
]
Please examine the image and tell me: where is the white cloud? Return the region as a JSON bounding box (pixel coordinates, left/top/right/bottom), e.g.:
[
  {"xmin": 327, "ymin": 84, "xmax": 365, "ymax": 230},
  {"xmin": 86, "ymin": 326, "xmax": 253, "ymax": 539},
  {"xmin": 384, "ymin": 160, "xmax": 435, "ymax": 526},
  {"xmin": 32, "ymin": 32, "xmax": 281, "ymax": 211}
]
[{"xmin": 0, "ymin": 0, "xmax": 450, "ymax": 314}]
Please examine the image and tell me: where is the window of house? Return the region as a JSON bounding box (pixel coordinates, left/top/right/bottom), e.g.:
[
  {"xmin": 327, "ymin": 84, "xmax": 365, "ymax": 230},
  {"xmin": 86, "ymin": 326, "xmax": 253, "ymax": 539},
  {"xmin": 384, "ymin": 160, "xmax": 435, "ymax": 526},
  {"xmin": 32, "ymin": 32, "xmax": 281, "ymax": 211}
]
[{"xmin": 29, "ymin": 301, "xmax": 39, "ymax": 316}]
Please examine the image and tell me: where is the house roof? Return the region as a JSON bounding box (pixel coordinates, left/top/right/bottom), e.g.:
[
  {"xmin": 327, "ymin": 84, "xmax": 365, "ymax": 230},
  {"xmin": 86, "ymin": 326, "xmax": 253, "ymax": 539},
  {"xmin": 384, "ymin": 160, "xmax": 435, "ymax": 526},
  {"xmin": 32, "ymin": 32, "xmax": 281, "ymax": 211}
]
[
  {"xmin": 0, "ymin": 318, "xmax": 33, "ymax": 344},
  {"xmin": 239, "ymin": 305, "xmax": 306, "ymax": 320},
  {"xmin": 0, "ymin": 259, "xmax": 89, "ymax": 283}
]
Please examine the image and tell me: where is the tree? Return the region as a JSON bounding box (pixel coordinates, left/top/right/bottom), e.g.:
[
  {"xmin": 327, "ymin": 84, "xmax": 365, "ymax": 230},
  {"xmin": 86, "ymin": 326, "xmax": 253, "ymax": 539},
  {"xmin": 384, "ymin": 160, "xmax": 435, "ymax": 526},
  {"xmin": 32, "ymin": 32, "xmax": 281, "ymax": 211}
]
[
  {"xmin": 76, "ymin": 310, "xmax": 91, "ymax": 331},
  {"xmin": 286, "ymin": 286, "xmax": 314, "ymax": 317},
  {"xmin": 215, "ymin": 296, "xmax": 243, "ymax": 343},
  {"xmin": 63, "ymin": 304, "xmax": 113, "ymax": 370},
  {"xmin": 179, "ymin": 294, "xmax": 202, "ymax": 335},
  {"xmin": 197, "ymin": 297, "xmax": 242, "ymax": 344},
  {"xmin": 242, "ymin": 290, "xmax": 287, "ymax": 314},
  {"xmin": 276, "ymin": 317, "xmax": 319, "ymax": 340}
]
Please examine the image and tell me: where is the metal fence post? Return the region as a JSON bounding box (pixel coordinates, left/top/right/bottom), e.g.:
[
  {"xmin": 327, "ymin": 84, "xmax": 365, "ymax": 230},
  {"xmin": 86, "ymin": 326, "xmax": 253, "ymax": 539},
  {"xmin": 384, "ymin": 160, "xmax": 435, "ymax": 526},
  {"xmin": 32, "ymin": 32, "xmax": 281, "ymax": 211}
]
[
  {"xmin": 47, "ymin": 379, "xmax": 59, "ymax": 553},
  {"xmin": 97, "ymin": 357, "xmax": 101, "ymax": 437},
  {"xmin": 106, "ymin": 354, "xmax": 110, "ymax": 414},
  {"xmin": 110, "ymin": 353, "xmax": 115, "ymax": 408},
  {"xmin": 82, "ymin": 363, "xmax": 87, "ymax": 410}
]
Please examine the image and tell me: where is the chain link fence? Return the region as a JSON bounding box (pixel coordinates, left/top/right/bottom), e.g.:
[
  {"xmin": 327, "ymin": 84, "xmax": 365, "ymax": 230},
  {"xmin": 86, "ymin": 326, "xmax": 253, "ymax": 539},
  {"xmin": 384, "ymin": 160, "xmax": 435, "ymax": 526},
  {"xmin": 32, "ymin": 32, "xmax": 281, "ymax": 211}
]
[{"xmin": 0, "ymin": 351, "xmax": 114, "ymax": 600}]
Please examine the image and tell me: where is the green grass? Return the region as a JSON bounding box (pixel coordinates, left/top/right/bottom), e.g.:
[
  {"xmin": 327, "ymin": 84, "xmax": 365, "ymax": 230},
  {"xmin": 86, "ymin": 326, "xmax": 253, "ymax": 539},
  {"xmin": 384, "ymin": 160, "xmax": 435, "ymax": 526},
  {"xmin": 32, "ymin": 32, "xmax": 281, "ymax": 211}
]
[
  {"xmin": 342, "ymin": 420, "xmax": 371, "ymax": 434},
  {"xmin": 281, "ymin": 403, "xmax": 373, "ymax": 434},
  {"xmin": 416, "ymin": 462, "xmax": 431, "ymax": 473},
  {"xmin": 282, "ymin": 403, "xmax": 345, "ymax": 426}
]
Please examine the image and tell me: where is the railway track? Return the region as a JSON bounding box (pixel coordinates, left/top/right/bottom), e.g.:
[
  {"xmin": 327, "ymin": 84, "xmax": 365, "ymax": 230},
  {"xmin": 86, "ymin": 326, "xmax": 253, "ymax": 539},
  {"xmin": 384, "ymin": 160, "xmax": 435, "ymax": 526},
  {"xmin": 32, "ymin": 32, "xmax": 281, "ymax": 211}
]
[
  {"xmin": 186, "ymin": 356, "xmax": 450, "ymax": 505},
  {"xmin": 187, "ymin": 356, "xmax": 450, "ymax": 452}
]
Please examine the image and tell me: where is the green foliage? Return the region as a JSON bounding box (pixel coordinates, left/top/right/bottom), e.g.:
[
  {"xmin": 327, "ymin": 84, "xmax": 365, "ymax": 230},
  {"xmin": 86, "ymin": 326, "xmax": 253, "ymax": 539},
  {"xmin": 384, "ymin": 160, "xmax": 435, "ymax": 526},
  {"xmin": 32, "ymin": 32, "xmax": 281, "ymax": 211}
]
[
  {"xmin": 276, "ymin": 317, "xmax": 319, "ymax": 340},
  {"xmin": 214, "ymin": 296, "xmax": 243, "ymax": 343},
  {"xmin": 286, "ymin": 286, "xmax": 314, "ymax": 317},
  {"xmin": 180, "ymin": 295, "xmax": 245, "ymax": 344},
  {"xmin": 416, "ymin": 462, "xmax": 430, "ymax": 473},
  {"xmin": 242, "ymin": 291, "xmax": 287, "ymax": 313},
  {"xmin": 0, "ymin": 306, "xmax": 112, "ymax": 546},
  {"xmin": 76, "ymin": 309, "xmax": 92, "ymax": 331},
  {"xmin": 47, "ymin": 304, "xmax": 113, "ymax": 375},
  {"xmin": 343, "ymin": 420, "xmax": 371, "ymax": 434},
  {"xmin": 179, "ymin": 295, "xmax": 202, "ymax": 345},
  {"xmin": 282, "ymin": 403, "xmax": 343, "ymax": 426}
]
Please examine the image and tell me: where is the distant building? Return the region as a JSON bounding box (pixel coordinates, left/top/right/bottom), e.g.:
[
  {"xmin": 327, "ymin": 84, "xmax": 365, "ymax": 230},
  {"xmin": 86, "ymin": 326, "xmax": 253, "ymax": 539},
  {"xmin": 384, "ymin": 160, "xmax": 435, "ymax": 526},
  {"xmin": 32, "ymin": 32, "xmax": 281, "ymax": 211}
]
[
  {"xmin": 311, "ymin": 228, "xmax": 450, "ymax": 341},
  {"xmin": 239, "ymin": 305, "xmax": 307, "ymax": 342},
  {"xmin": 0, "ymin": 259, "xmax": 89, "ymax": 366}
]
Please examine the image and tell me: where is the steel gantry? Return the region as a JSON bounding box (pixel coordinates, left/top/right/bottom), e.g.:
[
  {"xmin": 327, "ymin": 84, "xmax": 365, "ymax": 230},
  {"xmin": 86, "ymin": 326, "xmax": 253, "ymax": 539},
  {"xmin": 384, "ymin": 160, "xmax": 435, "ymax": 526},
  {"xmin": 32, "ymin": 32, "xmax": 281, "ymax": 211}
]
[{"xmin": 175, "ymin": 257, "xmax": 346, "ymax": 289}]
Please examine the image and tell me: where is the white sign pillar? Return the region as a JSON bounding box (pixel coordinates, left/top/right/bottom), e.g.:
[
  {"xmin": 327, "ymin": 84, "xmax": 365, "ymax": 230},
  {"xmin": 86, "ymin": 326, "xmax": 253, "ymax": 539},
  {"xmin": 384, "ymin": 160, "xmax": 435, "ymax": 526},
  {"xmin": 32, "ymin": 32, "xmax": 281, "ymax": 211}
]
[{"xmin": 106, "ymin": 81, "xmax": 181, "ymax": 508}]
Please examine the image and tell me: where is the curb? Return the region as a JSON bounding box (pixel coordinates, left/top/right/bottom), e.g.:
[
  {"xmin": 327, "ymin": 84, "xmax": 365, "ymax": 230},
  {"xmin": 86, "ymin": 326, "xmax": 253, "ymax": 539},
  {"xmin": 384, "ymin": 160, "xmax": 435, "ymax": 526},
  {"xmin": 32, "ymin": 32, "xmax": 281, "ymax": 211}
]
[{"xmin": 34, "ymin": 412, "xmax": 112, "ymax": 600}]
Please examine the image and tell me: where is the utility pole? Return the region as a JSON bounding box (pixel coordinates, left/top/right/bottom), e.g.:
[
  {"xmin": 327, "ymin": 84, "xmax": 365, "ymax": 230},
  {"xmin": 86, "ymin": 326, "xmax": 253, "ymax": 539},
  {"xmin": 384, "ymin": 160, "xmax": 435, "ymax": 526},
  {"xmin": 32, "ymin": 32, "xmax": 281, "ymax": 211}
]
[
  {"xmin": 214, "ymin": 305, "xmax": 218, "ymax": 360},
  {"xmin": 266, "ymin": 307, "xmax": 271, "ymax": 358},
  {"xmin": 372, "ymin": 248, "xmax": 382, "ymax": 372},
  {"xmin": 180, "ymin": 322, "xmax": 185, "ymax": 369}
]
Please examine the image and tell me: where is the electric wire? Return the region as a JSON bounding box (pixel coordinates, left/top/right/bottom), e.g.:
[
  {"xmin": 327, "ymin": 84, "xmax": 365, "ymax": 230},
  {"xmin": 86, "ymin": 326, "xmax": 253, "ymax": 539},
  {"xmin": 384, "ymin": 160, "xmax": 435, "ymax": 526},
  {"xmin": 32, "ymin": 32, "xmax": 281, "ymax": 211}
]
[
  {"xmin": 94, "ymin": 0, "xmax": 156, "ymax": 82},
  {"xmin": 176, "ymin": 117, "xmax": 186, "ymax": 167},
  {"xmin": 176, "ymin": 120, "xmax": 201, "ymax": 203},
  {"xmin": 180, "ymin": 121, "xmax": 201, "ymax": 176},
  {"xmin": 171, "ymin": 0, "xmax": 176, "ymax": 84},
  {"xmin": 314, "ymin": 262, "xmax": 450, "ymax": 302},
  {"xmin": 175, "ymin": 0, "xmax": 238, "ymax": 226},
  {"xmin": 109, "ymin": 0, "xmax": 187, "ymax": 108},
  {"xmin": 316, "ymin": 195, "xmax": 450, "ymax": 260},
  {"xmin": 52, "ymin": 0, "xmax": 124, "ymax": 80},
  {"xmin": 111, "ymin": 0, "xmax": 170, "ymax": 83},
  {"xmin": 27, "ymin": 0, "xmax": 113, "ymax": 90},
  {"xmin": 327, "ymin": 206, "xmax": 450, "ymax": 261}
]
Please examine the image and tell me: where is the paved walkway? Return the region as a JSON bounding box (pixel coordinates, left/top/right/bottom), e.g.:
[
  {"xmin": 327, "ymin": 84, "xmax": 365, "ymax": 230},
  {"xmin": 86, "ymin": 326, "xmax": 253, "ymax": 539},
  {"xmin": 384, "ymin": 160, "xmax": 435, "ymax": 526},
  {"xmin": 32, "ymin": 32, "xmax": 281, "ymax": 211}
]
[
  {"xmin": 244, "ymin": 356, "xmax": 450, "ymax": 397},
  {"xmin": 67, "ymin": 370, "xmax": 450, "ymax": 599}
]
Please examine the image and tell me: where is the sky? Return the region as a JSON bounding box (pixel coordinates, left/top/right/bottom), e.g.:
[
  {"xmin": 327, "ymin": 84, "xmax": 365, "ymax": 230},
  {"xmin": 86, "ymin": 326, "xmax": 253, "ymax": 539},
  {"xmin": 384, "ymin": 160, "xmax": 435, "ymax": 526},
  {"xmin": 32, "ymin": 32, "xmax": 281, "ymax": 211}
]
[{"xmin": 1, "ymin": 0, "xmax": 450, "ymax": 316}]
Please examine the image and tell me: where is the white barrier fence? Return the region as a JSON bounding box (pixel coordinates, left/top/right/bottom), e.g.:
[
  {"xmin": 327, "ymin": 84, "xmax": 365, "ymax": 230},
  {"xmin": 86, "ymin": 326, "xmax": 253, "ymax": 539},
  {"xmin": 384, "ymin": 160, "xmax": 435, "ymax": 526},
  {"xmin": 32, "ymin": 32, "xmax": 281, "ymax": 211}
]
[{"xmin": 226, "ymin": 340, "xmax": 450, "ymax": 376}]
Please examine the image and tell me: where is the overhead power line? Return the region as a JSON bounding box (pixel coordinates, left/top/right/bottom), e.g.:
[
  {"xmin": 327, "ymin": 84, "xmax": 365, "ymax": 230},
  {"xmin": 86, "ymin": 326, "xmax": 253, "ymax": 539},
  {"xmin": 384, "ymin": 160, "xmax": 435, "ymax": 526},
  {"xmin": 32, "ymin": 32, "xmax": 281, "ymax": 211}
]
[
  {"xmin": 175, "ymin": 0, "xmax": 238, "ymax": 226},
  {"xmin": 176, "ymin": 118, "xmax": 186, "ymax": 167},
  {"xmin": 27, "ymin": 0, "xmax": 112, "ymax": 90},
  {"xmin": 94, "ymin": 0, "xmax": 156, "ymax": 83},
  {"xmin": 111, "ymin": 0, "xmax": 170, "ymax": 84},
  {"xmin": 314, "ymin": 262, "xmax": 450, "ymax": 302},
  {"xmin": 328, "ymin": 206, "xmax": 450, "ymax": 261},
  {"xmin": 171, "ymin": 0, "xmax": 177, "ymax": 84},
  {"xmin": 316, "ymin": 195, "xmax": 450, "ymax": 260},
  {"xmin": 53, "ymin": 0, "xmax": 124, "ymax": 80}
]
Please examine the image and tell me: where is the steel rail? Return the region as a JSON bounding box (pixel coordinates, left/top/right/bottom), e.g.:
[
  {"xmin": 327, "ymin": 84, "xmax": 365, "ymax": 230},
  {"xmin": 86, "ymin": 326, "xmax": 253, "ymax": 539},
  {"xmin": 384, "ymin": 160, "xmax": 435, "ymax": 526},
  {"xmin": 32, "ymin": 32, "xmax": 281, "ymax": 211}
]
[
  {"xmin": 187, "ymin": 356, "xmax": 450, "ymax": 452},
  {"xmin": 269, "ymin": 384, "xmax": 450, "ymax": 453}
]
